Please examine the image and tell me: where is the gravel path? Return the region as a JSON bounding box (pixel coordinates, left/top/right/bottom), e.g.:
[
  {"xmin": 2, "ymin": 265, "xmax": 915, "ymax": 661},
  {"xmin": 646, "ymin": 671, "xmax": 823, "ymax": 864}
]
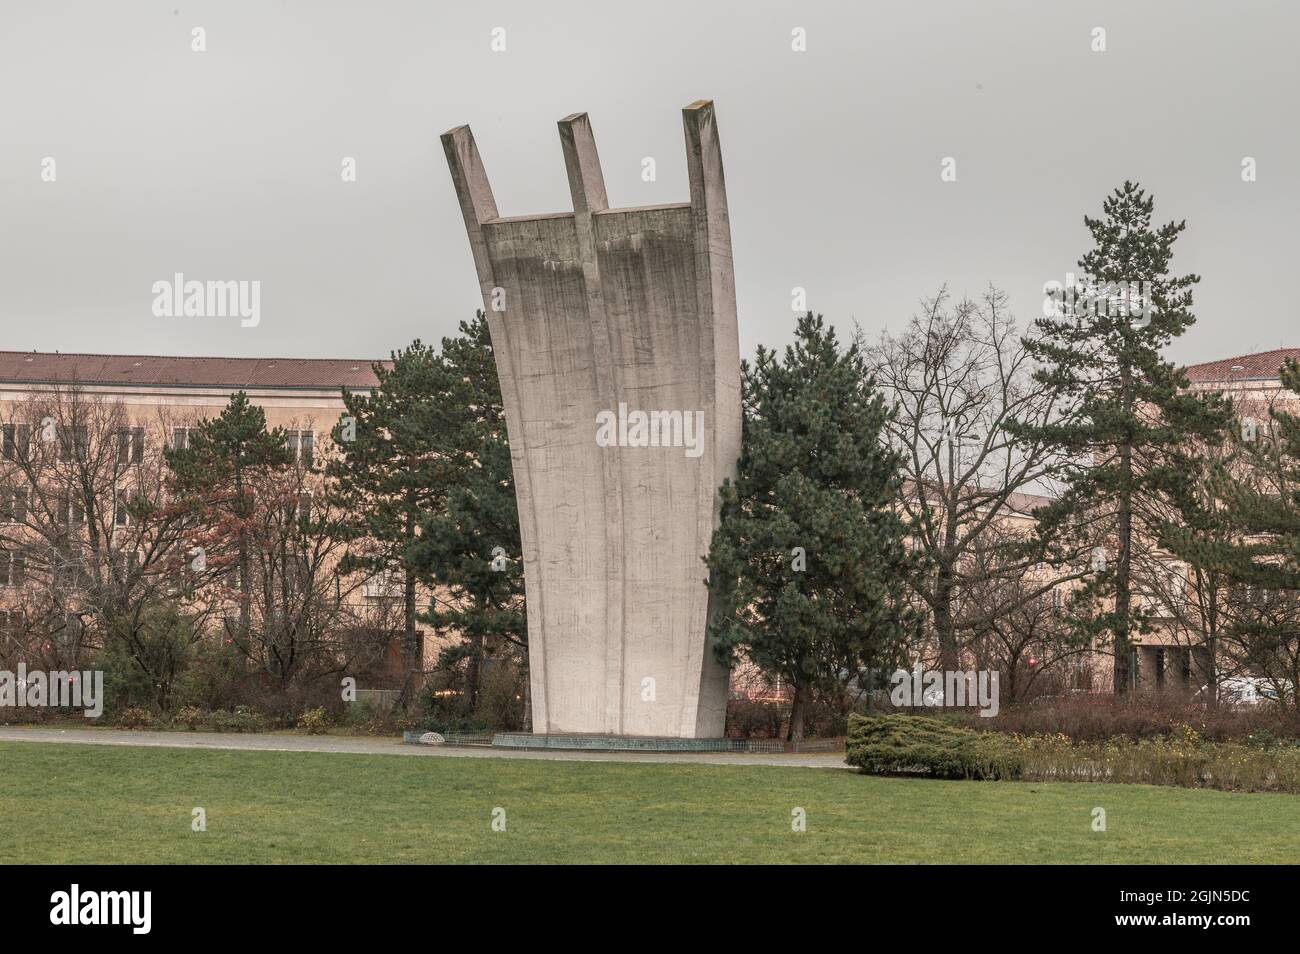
[{"xmin": 0, "ymin": 726, "xmax": 850, "ymax": 770}]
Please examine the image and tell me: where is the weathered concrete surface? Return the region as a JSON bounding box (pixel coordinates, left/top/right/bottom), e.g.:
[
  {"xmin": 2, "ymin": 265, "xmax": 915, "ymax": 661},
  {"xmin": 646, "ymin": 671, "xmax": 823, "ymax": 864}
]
[{"xmin": 442, "ymin": 102, "xmax": 741, "ymax": 737}]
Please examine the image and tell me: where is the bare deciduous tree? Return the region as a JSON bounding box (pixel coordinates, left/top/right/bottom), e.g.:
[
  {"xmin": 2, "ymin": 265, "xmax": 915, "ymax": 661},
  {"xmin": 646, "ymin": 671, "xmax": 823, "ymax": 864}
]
[
  {"xmin": 868, "ymin": 286, "xmax": 1088, "ymax": 680},
  {"xmin": 0, "ymin": 388, "xmax": 220, "ymax": 704}
]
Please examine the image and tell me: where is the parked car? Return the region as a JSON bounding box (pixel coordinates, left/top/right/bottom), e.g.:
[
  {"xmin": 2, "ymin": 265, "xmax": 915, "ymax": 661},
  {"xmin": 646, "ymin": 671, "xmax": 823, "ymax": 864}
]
[{"xmin": 1201, "ymin": 676, "xmax": 1282, "ymax": 707}]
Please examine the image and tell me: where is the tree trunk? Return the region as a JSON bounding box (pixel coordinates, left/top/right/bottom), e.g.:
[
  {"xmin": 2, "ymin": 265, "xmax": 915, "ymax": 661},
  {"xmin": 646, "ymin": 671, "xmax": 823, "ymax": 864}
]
[
  {"xmin": 235, "ymin": 464, "xmax": 250, "ymax": 636},
  {"xmin": 465, "ymin": 631, "xmax": 484, "ymax": 712},
  {"xmin": 521, "ymin": 672, "xmax": 533, "ymax": 732},
  {"xmin": 1114, "ymin": 364, "xmax": 1134, "ymax": 694},
  {"xmin": 934, "ymin": 565, "xmax": 960, "ymax": 688},
  {"xmin": 787, "ymin": 681, "xmax": 812, "ymax": 743},
  {"xmin": 1206, "ymin": 631, "xmax": 1218, "ymax": 712},
  {"xmin": 402, "ymin": 571, "xmax": 418, "ymax": 666},
  {"xmin": 402, "ymin": 509, "xmax": 418, "ymax": 677}
]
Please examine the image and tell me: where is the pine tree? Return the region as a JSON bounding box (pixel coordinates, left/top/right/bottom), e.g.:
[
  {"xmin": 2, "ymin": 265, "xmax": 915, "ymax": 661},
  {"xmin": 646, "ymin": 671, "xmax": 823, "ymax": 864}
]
[
  {"xmin": 1152, "ymin": 401, "xmax": 1238, "ymax": 707},
  {"xmin": 166, "ymin": 391, "xmax": 292, "ymax": 637},
  {"xmin": 1166, "ymin": 361, "xmax": 1300, "ymax": 709},
  {"xmin": 408, "ymin": 315, "xmax": 524, "ymax": 714},
  {"xmin": 705, "ymin": 313, "xmax": 914, "ymax": 741},
  {"xmin": 1012, "ymin": 182, "xmax": 1229, "ymax": 691},
  {"xmin": 327, "ymin": 341, "xmax": 452, "ymax": 689},
  {"xmin": 1219, "ymin": 361, "xmax": 1300, "ymax": 592}
]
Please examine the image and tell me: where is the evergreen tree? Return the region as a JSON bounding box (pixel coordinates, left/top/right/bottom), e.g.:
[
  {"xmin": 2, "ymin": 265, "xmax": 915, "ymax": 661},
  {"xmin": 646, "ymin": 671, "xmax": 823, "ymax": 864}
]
[
  {"xmin": 167, "ymin": 391, "xmax": 292, "ymax": 637},
  {"xmin": 1165, "ymin": 361, "xmax": 1300, "ymax": 709},
  {"xmin": 1151, "ymin": 405, "xmax": 1239, "ymax": 708},
  {"xmin": 408, "ymin": 315, "xmax": 524, "ymax": 713},
  {"xmin": 328, "ymin": 341, "xmax": 451, "ymax": 688},
  {"xmin": 1012, "ymin": 182, "xmax": 1229, "ymax": 691},
  {"xmin": 1217, "ymin": 361, "xmax": 1300, "ymax": 591},
  {"xmin": 705, "ymin": 313, "xmax": 914, "ymax": 741}
]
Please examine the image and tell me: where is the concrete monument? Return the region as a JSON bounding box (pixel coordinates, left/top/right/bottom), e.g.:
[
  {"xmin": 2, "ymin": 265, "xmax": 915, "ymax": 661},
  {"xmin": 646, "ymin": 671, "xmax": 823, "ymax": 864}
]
[{"xmin": 442, "ymin": 100, "xmax": 740, "ymax": 738}]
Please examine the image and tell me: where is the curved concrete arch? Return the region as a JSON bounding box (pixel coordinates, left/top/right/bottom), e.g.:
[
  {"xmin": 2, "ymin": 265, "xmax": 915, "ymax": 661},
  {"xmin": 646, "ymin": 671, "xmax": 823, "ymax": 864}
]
[{"xmin": 442, "ymin": 101, "xmax": 740, "ymax": 738}]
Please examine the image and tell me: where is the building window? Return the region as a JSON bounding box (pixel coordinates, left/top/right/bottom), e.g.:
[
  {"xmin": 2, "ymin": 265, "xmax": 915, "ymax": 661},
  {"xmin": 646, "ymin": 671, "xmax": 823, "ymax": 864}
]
[
  {"xmin": 363, "ymin": 568, "xmax": 401, "ymax": 599},
  {"xmin": 285, "ymin": 430, "xmax": 314, "ymax": 465},
  {"xmin": 0, "ymin": 550, "xmax": 26, "ymax": 587},
  {"xmin": 0, "ymin": 487, "xmax": 28, "ymax": 524},
  {"xmin": 116, "ymin": 427, "xmax": 145, "ymax": 465},
  {"xmin": 2, "ymin": 424, "xmax": 31, "ymax": 460},
  {"xmin": 283, "ymin": 493, "xmax": 312, "ymax": 526},
  {"xmin": 289, "ymin": 553, "xmax": 312, "ymax": 587},
  {"xmin": 0, "ymin": 609, "xmax": 24, "ymax": 644},
  {"xmin": 115, "ymin": 491, "xmax": 142, "ymax": 526},
  {"xmin": 116, "ymin": 550, "xmax": 140, "ymax": 579},
  {"xmin": 172, "ymin": 427, "xmax": 191, "ymax": 451},
  {"xmin": 56, "ymin": 613, "xmax": 83, "ymax": 649},
  {"xmin": 58, "ymin": 426, "xmax": 89, "ymax": 462},
  {"xmin": 54, "ymin": 550, "xmax": 89, "ymax": 590},
  {"xmin": 56, "ymin": 495, "xmax": 86, "ymax": 526}
]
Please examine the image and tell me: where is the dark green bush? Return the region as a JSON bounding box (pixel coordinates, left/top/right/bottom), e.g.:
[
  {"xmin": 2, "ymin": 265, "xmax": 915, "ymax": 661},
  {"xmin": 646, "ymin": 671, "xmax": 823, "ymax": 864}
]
[
  {"xmin": 846, "ymin": 713, "xmax": 1023, "ymax": 780},
  {"xmin": 171, "ymin": 641, "xmax": 250, "ymax": 712},
  {"xmin": 97, "ymin": 647, "xmax": 158, "ymax": 715},
  {"xmin": 470, "ymin": 660, "xmax": 529, "ymax": 731},
  {"xmin": 98, "ymin": 603, "xmax": 198, "ymax": 714}
]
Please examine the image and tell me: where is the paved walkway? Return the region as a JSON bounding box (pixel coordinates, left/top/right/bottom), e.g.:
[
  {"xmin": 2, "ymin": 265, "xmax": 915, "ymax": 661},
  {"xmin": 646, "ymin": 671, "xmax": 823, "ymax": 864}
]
[{"xmin": 0, "ymin": 726, "xmax": 850, "ymax": 770}]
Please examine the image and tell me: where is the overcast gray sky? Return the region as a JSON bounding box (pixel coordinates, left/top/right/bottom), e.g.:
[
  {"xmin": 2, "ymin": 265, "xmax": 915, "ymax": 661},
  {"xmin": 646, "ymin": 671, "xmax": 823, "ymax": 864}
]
[{"xmin": 2, "ymin": 0, "xmax": 1296, "ymax": 367}]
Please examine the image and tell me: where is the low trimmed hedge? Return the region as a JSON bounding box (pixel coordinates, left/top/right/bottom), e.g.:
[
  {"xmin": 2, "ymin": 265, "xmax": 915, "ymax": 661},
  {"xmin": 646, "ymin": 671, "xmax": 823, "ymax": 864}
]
[
  {"xmin": 846, "ymin": 713, "xmax": 1023, "ymax": 780},
  {"xmin": 113, "ymin": 705, "xmax": 266, "ymax": 733},
  {"xmin": 848, "ymin": 714, "xmax": 1300, "ymax": 792},
  {"xmin": 1008, "ymin": 729, "xmax": 1300, "ymax": 793}
]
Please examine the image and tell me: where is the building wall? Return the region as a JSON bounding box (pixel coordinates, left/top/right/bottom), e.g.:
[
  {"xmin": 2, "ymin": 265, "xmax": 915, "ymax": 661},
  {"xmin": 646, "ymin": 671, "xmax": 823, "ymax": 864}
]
[{"xmin": 0, "ymin": 379, "xmax": 444, "ymax": 675}]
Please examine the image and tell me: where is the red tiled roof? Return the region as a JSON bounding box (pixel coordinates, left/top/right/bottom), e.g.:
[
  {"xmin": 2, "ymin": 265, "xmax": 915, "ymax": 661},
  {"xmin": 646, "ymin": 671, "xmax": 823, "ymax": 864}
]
[
  {"xmin": 0, "ymin": 351, "xmax": 384, "ymax": 391},
  {"xmin": 901, "ymin": 479, "xmax": 1055, "ymax": 512},
  {"xmin": 1185, "ymin": 349, "xmax": 1300, "ymax": 384},
  {"xmin": 1005, "ymin": 489, "xmax": 1053, "ymax": 514}
]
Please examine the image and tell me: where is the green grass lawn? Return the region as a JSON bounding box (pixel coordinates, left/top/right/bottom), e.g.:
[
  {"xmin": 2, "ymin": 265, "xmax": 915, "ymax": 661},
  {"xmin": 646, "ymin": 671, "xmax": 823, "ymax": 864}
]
[{"xmin": 3, "ymin": 741, "xmax": 1297, "ymax": 863}]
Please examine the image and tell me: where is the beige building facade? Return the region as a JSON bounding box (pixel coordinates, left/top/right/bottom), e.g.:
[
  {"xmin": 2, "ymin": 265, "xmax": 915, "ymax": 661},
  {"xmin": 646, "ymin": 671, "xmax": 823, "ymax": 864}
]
[
  {"xmin": 1126, "ymin": 348, "xmax": 1300, "ymax": 691},
  {"xmin": 0, "ymin": 351, "xmax": 442, "ymax": 676},
  {"xmin": 4, "ymin": 345, "xmax": 1295, "ymax": 708}
]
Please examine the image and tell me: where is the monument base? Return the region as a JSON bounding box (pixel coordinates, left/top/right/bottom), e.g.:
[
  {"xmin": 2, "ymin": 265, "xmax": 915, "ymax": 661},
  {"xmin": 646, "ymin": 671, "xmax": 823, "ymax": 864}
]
[
  {"xmin": 491, "ymin": 733, "xmax": 782, "ymax": 753},
  {"xmin": 402, "ymin": 730, "xmax": 844, "ymax": 755}
]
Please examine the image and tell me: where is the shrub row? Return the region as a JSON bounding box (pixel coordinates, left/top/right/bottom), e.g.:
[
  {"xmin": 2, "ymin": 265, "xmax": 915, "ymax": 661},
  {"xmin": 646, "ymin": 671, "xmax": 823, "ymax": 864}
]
[
  {"xmin": 1010, "ymin": 729, "xmax": 1300, "ymax": 793},
  {"xmin": 847, "ymin": 714, "xmax": 1300, "ymax": 793},
  {"xmin": 953, "ymin": 693, "xmax": 1300, "ymax": 744},
  {"xmin": 117, "ymin": 705, "xmax": 269, "ymax": 733},
  {"xmin": 111, "ymin": 702, "xmax": 409, "ymax": 735}
]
